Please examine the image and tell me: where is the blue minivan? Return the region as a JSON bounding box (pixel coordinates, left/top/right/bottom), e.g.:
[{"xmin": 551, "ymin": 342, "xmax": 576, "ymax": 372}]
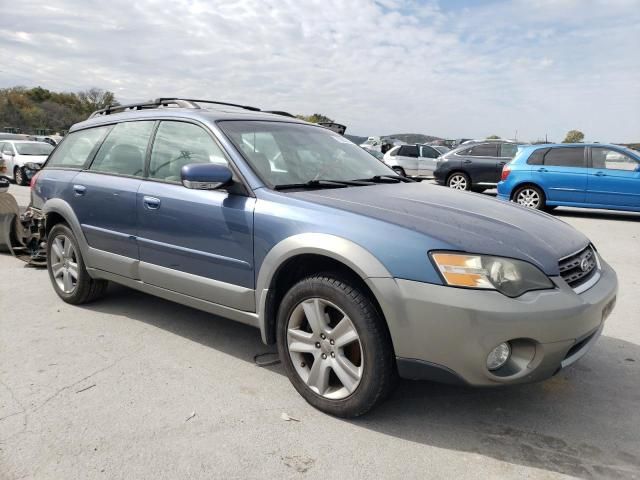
[
  {"xmin": 27, "ymin": 100, "xmax": 618, "ymax": 416},
  {"xmin": 498, "ymin": 143, "xmax": 640, "ymax": 212}
]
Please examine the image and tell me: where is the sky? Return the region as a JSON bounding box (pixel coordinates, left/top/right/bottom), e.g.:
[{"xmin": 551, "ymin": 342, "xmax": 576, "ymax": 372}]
[{"xmin": 0, "ymin": 0, "xmax": 638, "ymax": 142}]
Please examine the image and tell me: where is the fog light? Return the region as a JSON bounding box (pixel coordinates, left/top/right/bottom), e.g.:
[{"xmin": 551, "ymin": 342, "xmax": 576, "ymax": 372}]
[{"xmin": 487, "ymin": 342, "xmax": 511, "ymax": 371}]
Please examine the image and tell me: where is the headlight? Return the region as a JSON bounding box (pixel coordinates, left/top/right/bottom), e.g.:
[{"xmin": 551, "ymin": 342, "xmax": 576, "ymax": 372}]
[
  {"xmin": 430, "ymin": 252, "xmax": 554, "ymax": 297},
  {"xmin": 24, "ymin": 162, "xmax": 42, "ymax": 170}
]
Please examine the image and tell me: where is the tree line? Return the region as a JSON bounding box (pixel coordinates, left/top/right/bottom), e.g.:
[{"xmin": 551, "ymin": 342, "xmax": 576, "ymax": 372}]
[{"xmin": 0, "ymin": 86, "xmax": 118, "ymax": 135}]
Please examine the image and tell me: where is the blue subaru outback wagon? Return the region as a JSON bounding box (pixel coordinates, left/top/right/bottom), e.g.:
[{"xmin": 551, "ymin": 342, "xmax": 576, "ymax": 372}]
[{"xmin": 30, "ymin": 99, "xmax": 618, "ymax": 416}]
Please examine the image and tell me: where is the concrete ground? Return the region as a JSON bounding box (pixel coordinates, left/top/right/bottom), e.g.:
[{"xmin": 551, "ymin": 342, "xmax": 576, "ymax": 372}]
[{"xmin": 1, "ymin": 183, "xmax": 639, "ymax": 479}]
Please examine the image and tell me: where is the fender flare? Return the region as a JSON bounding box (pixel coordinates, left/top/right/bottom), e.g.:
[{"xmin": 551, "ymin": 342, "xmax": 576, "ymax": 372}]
[
  {"xmin": 255, "ymin": 233, "xmax": 405, "ymax": 343},
  {"xmin": 43, "ymin": 198, "xmax": 90, "ymax": 257}
]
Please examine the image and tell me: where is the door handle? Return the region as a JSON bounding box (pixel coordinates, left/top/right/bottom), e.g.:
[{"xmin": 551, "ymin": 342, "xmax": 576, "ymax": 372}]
[
  {"xmin": 594, "ymin": 171, "xmax": 606, "ymax": 177},
  {"xmin": 463, "ymin": 159, "xmax": 472, "ymax": 164},
  {"xmin": 73, "ymin": 184, "xmax": 86, "ymax": 196},
  {"xmin": 143, "ymin": 196, "xmax": 161, "ymax": 210},
  {"xmin": 537, "ymin": 168, "xmax": 548, "ymax": 173}
]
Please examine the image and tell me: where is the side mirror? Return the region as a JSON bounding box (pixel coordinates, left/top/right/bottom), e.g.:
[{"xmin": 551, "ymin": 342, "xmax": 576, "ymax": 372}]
[{"xmin": 181, "ymin": 163, "xmax": 233, "ymax": 190}]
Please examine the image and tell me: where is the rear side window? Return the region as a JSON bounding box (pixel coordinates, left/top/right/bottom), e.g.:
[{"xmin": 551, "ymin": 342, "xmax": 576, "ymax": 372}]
[
  {"xmin": 398, "ymin": 145, "xmax": 419, "ymax": 157},
  {"xmin": 388, "ymin": 147, "xmax": 399, "ymax": 156},
  {"xmin": 149, "ymin": 121, "xmax": 228, "ymax": 182},
  {"xmin": 46, "ymin": 126, "xmax": 112, "ymax": 168},
  {"xmin": 526, "ymin": 148, "xmax": 549, "ymax": 165},
  {"xmin": 90, "ymin": 121, "xmax": 155, "ymax": 177},
  {"xmin": 544, "ymin": 147, "xmax": 586, "ymax": 167},
  {"xmin": 469, "ymin": 143, "xmax": 498, "ymax": 157}
]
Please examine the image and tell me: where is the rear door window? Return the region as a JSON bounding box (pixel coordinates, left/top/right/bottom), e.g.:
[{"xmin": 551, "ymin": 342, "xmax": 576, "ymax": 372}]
[
  {"xmin": 397, "ymin": 145, "xmax": 419, "ymax": 157},
  {"xmin": 46, "ymin": 126, "xmax": 112, "ymax": 168},
  {"xmin": 469, "ymin": 143, "xmax": 499, "ymax": 157},
  {"xmin": 499, "ymin": 143, "xmax": 518, "ymax": 158},
  {"xmin": 149, "ymin": 121, "xmax": 228, "ymax": 182},
  {"xmin": 544, "ymin": 147, "xmax": 586, "ymax": 167},
  {"xmin": 591, "ymin": 147, "xmax": 639, "ymax": 171},
  {"xmin": 89, "ymin": 121, "xmax": 155, "ymax": 177},
  {"xmin": 420, "ymin": 146, "xmax": 439, "ymax": 158}
]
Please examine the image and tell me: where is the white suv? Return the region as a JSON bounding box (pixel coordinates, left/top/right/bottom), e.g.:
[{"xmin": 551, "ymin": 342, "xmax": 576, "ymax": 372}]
[
  {"xmin": 383, "ymin": 144, "xmax": 449, "ymax": 178},
  {"xmin": 0, "ymin": 140, "xmax": 53, "ymax": 185}
]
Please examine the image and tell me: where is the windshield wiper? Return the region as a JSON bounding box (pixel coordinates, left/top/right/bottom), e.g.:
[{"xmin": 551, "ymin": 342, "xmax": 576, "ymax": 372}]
[
  {"xmin": 353, "ymin": 175, "xmax": 415, "ymax": 183},
  {"xmin": 274, "ymin": 179, "xmax": 371, "ymax": 191}
]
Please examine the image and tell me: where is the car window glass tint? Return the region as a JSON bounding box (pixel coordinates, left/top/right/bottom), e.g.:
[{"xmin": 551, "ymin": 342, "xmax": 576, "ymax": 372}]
[
  {"xmin": 543, "ymin": 147, "xmax": 585, "ymax": 167},
  {"xmin": 149, "ymin": 121, "xmax": 228, "ymax": 182},
  {"xmin": 90, "ymin": 121, "xmax": 154, "ymax": 177},
  {"xmin": 46, "ymin": 126, "xmax": 112, "ymax": 168},
  {"xmin": 470, "ymin": 144, "xmax": 498, "ymax": 157},
  {"xmin": 500, "ymin": 143, "xmax": 518, "ymax": 158},
  {"xmin": 420, "ymin": 146, "xmax": 438, "ymax": 158},
  {"xmin": 592, "ymin": 148, "xmax": 639, "ymax": 172},
  {"xmin": 398, "ymin": 145, "xmax": 419, "ymax": 157},
  {"xmin": 527, "ymin": 148, "xmax": 548, "ymax": 165}
]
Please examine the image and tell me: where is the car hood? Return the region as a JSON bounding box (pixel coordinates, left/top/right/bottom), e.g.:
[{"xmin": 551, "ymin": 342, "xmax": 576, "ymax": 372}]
[
  {"xmin": 17, "ymin": 154, "xmax": 48, "ymax": 164},
  {"xmin": 290, "ymin": 183, "xmax": 590, "ymax": 275}
]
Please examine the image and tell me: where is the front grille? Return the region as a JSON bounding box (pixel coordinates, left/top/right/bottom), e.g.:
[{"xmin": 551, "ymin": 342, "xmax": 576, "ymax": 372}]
[{"xmin": 558, "ymin": 245, "xmax": 598, "ymax": 289}]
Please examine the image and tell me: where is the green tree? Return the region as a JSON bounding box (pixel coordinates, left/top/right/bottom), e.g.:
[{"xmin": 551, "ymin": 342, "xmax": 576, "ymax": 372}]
[
  {"xmin": 562, "ymin": 130, "xmax": 584, "ymax": 143},
  {"xmin": 486, "ymin": 135, "xmax": 501, "ymax": 139},
  {"xmin": 296, "ymin": 113, "xmax": 334, "ymax": 124}
]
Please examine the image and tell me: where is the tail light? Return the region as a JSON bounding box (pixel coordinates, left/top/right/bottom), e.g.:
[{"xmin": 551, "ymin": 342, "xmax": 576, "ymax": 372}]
[
  {"xmin": 501, "ymin": 164, "xmax": 511, "ymax": 181},
  {"xmin": 30, "ymin": 171, "xmax": 41, "ymax": 190}
]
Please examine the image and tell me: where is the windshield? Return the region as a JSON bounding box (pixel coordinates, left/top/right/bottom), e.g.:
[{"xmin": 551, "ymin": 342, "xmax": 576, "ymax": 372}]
[
  {"xmin": 15, "ymin": 142, "xmax": 54, "ymax": 156},
  {"xmin": 219, "ymin": 121, "xmax": 395, "ymax": 187}
]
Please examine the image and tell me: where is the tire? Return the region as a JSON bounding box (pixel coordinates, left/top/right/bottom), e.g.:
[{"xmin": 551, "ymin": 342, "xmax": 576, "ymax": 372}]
[
  {"xmin": 447, "ymin": 172, "xmax": 471, "ymax": 190},
  {"xmin": 14, "ymin": 167, "xmax": 27, "ymax": 186},
  {"xmin": 276, "ymin": 274, "xmax": 395, "ymax": 417},
  {"xmin": 513, "ymin": 185, "xmax": 545, "ymax": 210},
  {"xmin": 46, "ymin": 223, "xmax": 108, "ymax": 304},
  {"xmin": 392, "ymin": 166, "xmax": 406, "ymax": 177}
]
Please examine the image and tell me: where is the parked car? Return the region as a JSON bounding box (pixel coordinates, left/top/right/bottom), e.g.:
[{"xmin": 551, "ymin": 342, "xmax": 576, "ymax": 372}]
[
  {"xmin": 497, "ymin": 143, "xmax": 640, "ymax": 212},
  {"xmin": 28, "ymin": 98, "xmax": 617, "ymax": 417},
  {"xmin": 0, "ymin": 140, "xmax": 54, "ymax": 185},
  {"xmin": 434, "ymin": 141, "xmax": 520, "ymax": 191},
  {"xmin": 383, "ymin": 144, "xmax": 444, "ymax": 177}
]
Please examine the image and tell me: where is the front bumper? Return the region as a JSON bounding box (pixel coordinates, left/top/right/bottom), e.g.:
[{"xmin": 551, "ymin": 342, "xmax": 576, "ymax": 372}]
[{"xmin": 373, "ymin": 259, "xmax": 618, "ymax": 386}]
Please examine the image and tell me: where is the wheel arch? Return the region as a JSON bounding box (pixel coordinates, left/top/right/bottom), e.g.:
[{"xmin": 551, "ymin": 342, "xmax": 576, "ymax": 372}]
[
  {"xmin": 256, "ymin": 233, "xmax": 400, "ymax": 346},
  {"xmin": 43, "ymin": 199, "xmax": 90, "ymax": 258},
  {"xmin": 510, "ymin": 181, "xmax": 547, "ymax": 201}
]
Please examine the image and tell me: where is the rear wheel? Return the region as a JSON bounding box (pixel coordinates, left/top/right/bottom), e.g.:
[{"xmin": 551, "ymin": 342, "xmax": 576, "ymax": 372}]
[
  {"xmin": 277, "ymin": 274, "xmax": 395, "ymax": 417},
  {"xmin": 14, "ymin": 167, "xmax": 27, "ymax": 186},
  {"xmin": 447, "ymin": 172, "xmax": 470, "ymax": 190},
  {"xmin": 47, "ymin": 223, "xmax": 108, "ymax": 304},
  {"xmin": 513, "ymin": 185, "xmax": 545, "ymax": 210}
]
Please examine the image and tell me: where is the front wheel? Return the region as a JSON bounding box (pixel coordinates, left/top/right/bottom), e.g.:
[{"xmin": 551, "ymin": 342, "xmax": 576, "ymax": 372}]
[
  {"xmin": 277, "ymin": 274, "xmax": 395, "ymax": 417},
  {"xmin": 513, "ymin": 185, "xmax": 545, "ymax": 210},
  {"xmin": 14, "ymin": 167, "xmax": 27, "ymax": 186},
  {"xmin": 392, "ymin": 166, "xmax": 406, "ymax": 177}
]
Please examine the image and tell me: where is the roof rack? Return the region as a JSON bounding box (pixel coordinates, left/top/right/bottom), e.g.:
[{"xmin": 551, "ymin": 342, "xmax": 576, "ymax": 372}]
[{"xmin": 89, "ymin": 97, "xmax": 263, "ymax": 118}]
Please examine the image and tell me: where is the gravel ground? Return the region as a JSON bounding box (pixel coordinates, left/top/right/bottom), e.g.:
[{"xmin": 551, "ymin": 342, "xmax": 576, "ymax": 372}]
[{"xmin": 1, "ymin": 184, "xmax": 639, "ymax": 479}]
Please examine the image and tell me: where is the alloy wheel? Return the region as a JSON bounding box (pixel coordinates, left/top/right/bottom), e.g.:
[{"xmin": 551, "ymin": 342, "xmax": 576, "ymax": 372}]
[
  {"xmin": 449, "ymin": 174, "xmax": 468, "ymax": 190},
  {"xmin": 50, "ymin": 235, "xmax": 79, "ymax": 293},
  {"xmin": 14, "ymin": 168, "xmax": 24, "ymax": 186},
  {"xmin": 516, "ymin": 188, "xmax": 541, "ymax": 209},
  {"xmin": 287, "ymin": 298, "xmax": 363, "ymax": 399}
]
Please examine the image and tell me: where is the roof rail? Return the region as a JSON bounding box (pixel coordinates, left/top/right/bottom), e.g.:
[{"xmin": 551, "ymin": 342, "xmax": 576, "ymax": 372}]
[
  {"xmin": 263, "ymin": 110, "xmax": 295, "ymax": 118},
  {"xmin": 89, "ymin": 97, "xmax": 262, "ymax": 118},
  {"xmin": 156, "ymin": 98, "xmax": 261, "ymax": 112}
]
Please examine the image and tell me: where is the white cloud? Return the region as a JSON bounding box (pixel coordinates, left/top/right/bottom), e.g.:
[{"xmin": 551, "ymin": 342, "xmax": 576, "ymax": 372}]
[{"xmin": 0, "ymin": 0, "xmax": 638, "ymax": 141}]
